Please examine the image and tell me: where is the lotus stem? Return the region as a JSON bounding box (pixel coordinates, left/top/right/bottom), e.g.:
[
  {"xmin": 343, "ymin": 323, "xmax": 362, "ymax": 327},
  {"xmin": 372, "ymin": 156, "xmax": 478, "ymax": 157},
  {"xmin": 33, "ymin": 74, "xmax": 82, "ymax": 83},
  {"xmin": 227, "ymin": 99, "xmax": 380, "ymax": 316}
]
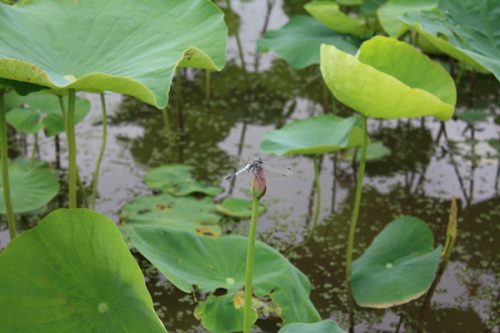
[
  {"xmin": 67, "ymin": 89, "xmax": 77, "ymax": 208},
  {"xmin": 90, "ymin": 93, "xmax": 108, "ymax": 210},
  {"xmin": 285, "ymin": 157, "xmax": 321, "ymax": 256},
  {"xmin": 345, "ymin": 114, "xmax": 368, "ymax": 333},
  {"xmin": 243, "ymin": 196, "xmax": 260, "ymax": 333},
  {"xmin": 224, "ymin": 0, "xmax": 246, "ymax": 71},
  {"xmin": 418, "ymin": 198, "xmax": 458, "ymax": 333},
  {"xmin": 204, "ymin": 69, "xmax": 211, "ymax": 101},
  {"xmin": 0, "ymin": 90, "xmax": 16, "ymax": 239},
  {"xmin": 31, "ymin": 132, "xmax": 39, "ymax": 160}
]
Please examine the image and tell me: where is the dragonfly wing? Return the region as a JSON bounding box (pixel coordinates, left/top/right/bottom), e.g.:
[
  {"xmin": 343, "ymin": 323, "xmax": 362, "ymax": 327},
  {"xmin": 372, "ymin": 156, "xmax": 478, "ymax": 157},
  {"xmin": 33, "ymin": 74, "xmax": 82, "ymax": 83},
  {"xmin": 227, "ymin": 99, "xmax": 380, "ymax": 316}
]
[{"xmin": 262, "ymin": 162, "xmax": 293, "ymax": 176}]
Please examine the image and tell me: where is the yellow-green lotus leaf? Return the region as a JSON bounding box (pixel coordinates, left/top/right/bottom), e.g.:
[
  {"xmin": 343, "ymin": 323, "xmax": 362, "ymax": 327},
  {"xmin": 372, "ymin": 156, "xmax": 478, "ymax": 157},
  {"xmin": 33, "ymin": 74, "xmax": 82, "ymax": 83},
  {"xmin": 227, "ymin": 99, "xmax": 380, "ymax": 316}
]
[
  {"xmin": 305, "ymin": 1, "xmax": 370, "ymax": 37},
  {"xmin": 320, "ymin": 36, "xmax": 456, "ymax": 120}
]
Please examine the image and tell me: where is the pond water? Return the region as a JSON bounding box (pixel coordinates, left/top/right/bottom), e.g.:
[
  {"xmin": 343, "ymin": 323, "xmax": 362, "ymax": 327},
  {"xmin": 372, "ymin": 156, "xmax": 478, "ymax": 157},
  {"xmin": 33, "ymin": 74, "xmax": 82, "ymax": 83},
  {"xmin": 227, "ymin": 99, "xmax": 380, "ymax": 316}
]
[{"xmin": 1, "ymin": 0, "xmax": 499, "ymax": 332}]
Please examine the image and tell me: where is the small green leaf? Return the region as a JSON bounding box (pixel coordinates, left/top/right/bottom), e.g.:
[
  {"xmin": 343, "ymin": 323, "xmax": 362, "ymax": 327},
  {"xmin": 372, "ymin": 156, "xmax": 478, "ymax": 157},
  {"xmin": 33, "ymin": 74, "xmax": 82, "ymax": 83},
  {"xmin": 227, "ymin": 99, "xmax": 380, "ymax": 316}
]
[
  {"xmin": 145, "ymin": 164, "xmax": 222, "ymax": 197},
  {"xmin": 257, "ymin": 16, "xmax": 360, "ymax": 69},
  {"xmin": 455, "ymin": 110, "xmax": 490, "ymax": 123},
  {"xmin": 216, "ymin": 198, "xmax": 266, "ymax": 219},
  {"xmin": 121, "ymin": 193, "xmax": 221, "ymax": 237},
  {"xmin": 0, "ymin": 0, "xmax": 227, "ymax": 109},
  {"xmin": 130, "ymin": 226, "xmax": 321, "ymax": 324},
  {"xmin": 321, "ymin": 36, "xmax": 456, "ymax": 120},
  {"xmin": 194, "ymin": 293, "xmax": 257, "ymax": 333},
  {"xmin": 350, "ymin": 216, "xmax": 442, "ymax": 308},
  {"xmin": 260, "ymin": 115, "xmax": 364, "ymax": 155},
  {"xmin": 0, "ymin": 160, "xmax": 59, "ymax": 214},
  {"xmin": 305, "ymin": 1, "xmax": 370, "ymax": 37},
  {"xmin": 5, "ymin": 91, "xmax": 89, "ymax": 136},
  {"xmin": 0, "ymin": 209, "xmax": 167, "ymax": 333},
  {"xmin": 345, "ymin": 141, "xmax": 391, "ymax": 162},
  {"xmin": 279, "ymin": 320, "xmax": 347, "ymax": 333}
]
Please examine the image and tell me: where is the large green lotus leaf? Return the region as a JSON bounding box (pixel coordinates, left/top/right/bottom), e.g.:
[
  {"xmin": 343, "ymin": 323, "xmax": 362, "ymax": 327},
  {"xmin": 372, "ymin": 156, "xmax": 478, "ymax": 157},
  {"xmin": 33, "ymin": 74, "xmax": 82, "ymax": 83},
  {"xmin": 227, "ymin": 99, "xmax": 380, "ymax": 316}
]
[
  {"xmin": 194, "ymin": 293, "xmax": 257, "ymax": 333},
  {"xmin": 279, "ymin": 320, "xmax": 347, "ymax": 333},
  {"xmin": 304, "ymin": 1, "xmax": 370, "ymax": 37},
  {"xmin": 321, "ymin": 36, "xmax": 456, "ymax": 120},
  {"xmin": 130, "ymin": 226, "xmax": 321, "ymax": 324},
  {"xmin": 260, "ymin": 115, "xmax": 364, "ymax": 155},
  {"xmin": 121, "ymin": 193, "xmax": 221, "ymax": 237},
  {"xmin": 0, "ymin": 159, "xmax": 59, "ymax": 214},
  {"xmin": 0, "ymin": 209, "xmax": 167, "ymax": 333},
  {"xmin": 0, "ymin": 0, "xmax": 227, "ymax": 109},
  {"xmin": 350, "ymin": 216, "xmax": 442, "ymax": 308},
  {"xmin": 402, "ymin": 0, "xmax": 499, "ymax": 78},
  {"xmin": 5, "ymin": 91, "xmax": 89, "ymax": 136},
  {"xmin": 216, "ymin": 198, "xmax": 266, "ymax": 219},
  {"xmin": 377, "ymin": 0, "xmax": 437, "ymax": 37},
  {"xmin": 145, "ymin": 164, "xmax": 222, "ymax": 197},
  {"xmin": 257, "ymin": 16, "xmax": 360, "ymax": 69}
]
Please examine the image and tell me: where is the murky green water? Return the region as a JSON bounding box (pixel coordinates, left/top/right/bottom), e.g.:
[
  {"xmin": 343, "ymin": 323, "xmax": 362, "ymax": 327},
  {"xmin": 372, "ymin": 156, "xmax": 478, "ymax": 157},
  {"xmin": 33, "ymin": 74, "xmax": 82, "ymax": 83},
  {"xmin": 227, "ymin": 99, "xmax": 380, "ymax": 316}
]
[{"xmin": 1, "ymin": 1, "xmax": 499, "ymax": 332}]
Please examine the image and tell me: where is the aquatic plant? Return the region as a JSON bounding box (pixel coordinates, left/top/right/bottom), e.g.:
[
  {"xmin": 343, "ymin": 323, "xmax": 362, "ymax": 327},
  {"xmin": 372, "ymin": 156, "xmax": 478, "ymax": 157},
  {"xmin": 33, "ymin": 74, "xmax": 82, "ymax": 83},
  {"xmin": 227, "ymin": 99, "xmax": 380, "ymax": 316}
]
[
  {"xmin": 0, "ymin": 209, "xmax": 167, "ymax": 333},
  {"xmin": 0, "ymin": 0, "xmax": 228, "ymax": 208}
]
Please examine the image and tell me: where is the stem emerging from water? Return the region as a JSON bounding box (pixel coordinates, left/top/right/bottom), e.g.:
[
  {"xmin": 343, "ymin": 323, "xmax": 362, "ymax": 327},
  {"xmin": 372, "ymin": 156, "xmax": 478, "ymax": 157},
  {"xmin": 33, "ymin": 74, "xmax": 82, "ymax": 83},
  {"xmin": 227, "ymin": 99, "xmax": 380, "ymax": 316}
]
[
  {"xmin": 346, "ymin": 114, "xmax": 368, "ymax": 333},
  {"xmin": 243, "ymin": 196, "xmax": 260, "ymax": 333},
  {"xmin": 90, "ymin": 93, "xmax": 108, "ymax": 210},
  {"xmin": 285, "ymin": 157, "xmax": 321, "ymax": 256},
  {"xmin": 67, "ymin": 89, "xmax": 77, "ymax": 208},
  {"xmin": 0, "ymin": 90, "xmax": 16, "ymax": 239}
]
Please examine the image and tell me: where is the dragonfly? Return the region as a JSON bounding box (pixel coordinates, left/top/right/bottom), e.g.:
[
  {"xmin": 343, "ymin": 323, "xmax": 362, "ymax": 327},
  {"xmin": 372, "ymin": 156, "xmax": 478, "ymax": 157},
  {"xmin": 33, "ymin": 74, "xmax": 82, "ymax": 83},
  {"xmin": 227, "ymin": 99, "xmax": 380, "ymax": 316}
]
[{"xmin": 224, "ymin": 157, "xmax": 293, "ymax": 181}]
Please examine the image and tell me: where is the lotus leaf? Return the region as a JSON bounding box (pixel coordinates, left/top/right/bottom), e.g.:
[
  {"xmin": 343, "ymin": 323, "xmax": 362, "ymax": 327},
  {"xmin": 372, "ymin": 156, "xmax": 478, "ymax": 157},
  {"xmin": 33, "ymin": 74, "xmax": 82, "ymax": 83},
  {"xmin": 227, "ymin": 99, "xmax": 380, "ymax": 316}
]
[
  {"xmin": 402, "ymin": 0, "xmax": 499, "ymax": 78},
  {"xmin": 0, "ymin": 209, "xmax": 167, "ymax": 333},
  {"xmin": 121, "ymin": 193, "xmax": 221, "ymax": 237},
  {"xmin": 0, "ymin": 159, "xmax": 59, "ymax": 214},
  {"xmin": 488, "ymin": 139, "xmax": 500, "ymax": 155},
  {"xmin": 130, "ymin": 226, "xmax": 321, "ymax": 325},
  {"xmin": 216, "ymin": 198, "xmax": 266, "ymax": 219},
  {"xmin": 305, "ymin": 1, "xmax": 370, "ymax": 37},
  {"xmin": 0, "ymin": 0, "xmax": 227, "ymax": 109},
  {"xmin": 345, "ymin": 141, "xmax": 391, "ymax": 162},
  {"xmin": 260, "ymin": 115, "xmax": 364, "ymax": 155},
  {"xmin": 278, "ymin": 320, "xmax": 347, "ymax": 333},
  {"xmin": 5, "ymin": 91, "xmax": 89, "ymax": 136},
  {"xmin": 350, "ymin": 216, "xmax": 442, "ymax": 308},
  {"xmin": 455, "ymin": 110, "xmax": 490, "ymax": 123},
  {"xmin": 257, "ymin": 16, "xmax": 360, "ymax": 69},
  {"xmin": 377, "ymin": 0, "xmax": 437, "ymax": 37},
  {"xmin": 194, "ymin": 293, "xmax": 257, "ymax": 333},
  {"xmin": 321, "ymin": 36, "xmax": 456, "ymax": 120},
  {"xmin": 145, "ymin": 164, "xmax": 222, "ymax": 197}
]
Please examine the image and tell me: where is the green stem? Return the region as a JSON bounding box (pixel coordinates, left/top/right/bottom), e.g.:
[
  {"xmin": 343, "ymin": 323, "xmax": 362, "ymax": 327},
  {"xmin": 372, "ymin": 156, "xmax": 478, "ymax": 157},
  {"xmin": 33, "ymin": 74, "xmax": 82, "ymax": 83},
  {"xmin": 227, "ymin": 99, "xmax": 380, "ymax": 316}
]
[
  {"xmin": 346, "ymin": 114, "xmax": 368, "ymax": 332},
  {"xmin": 0, "ymin": 90, "xmax": 16, "ymax": 239},
  {"xmin": 243, "ymin": 197, "xmax": 260, "ymax": 333},
  {"xmin": 205, "ymin": 69, "xmax": 211, "ymax": 101},
  {"xmin": 90, "ymin": 93, "xmax": 108, "ymax": 210},
  {"xmin": 31, "ymin": 132, "xmax": 39, "ymax": 160},
  {"xmin": 67, "ymin": 89, "xmax": 77, "ymax": 208},
  {"xmin": 285, "ymin": 157, "xmax": 321, "ymax": 256}
]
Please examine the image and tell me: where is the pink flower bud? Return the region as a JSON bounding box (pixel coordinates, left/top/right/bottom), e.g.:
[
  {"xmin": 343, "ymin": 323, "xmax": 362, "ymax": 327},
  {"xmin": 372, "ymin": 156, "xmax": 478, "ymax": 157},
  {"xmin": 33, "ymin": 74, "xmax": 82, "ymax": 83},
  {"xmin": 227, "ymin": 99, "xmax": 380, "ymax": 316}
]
[{"xmin": 250, "ymin": 166, "xmax": 266, "ymax": 199}]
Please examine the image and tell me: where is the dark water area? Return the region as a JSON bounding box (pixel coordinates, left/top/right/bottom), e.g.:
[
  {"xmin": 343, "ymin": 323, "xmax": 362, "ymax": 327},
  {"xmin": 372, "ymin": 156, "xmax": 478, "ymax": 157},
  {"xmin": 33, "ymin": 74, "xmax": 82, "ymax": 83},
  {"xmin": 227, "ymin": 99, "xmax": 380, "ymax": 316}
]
[{"xmin": 1, "ymin": 0, "xmax": 499, "ymax": 332}]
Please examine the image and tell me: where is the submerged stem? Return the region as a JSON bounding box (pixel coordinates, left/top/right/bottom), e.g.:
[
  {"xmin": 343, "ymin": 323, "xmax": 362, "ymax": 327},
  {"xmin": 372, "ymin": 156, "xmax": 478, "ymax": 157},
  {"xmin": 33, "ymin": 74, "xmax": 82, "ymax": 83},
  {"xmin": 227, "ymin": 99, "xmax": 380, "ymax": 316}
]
[
  {"xmin": 285, "ymin": 157, "xmax": 322, "ymax": 256},
  {"xmin": 90, "ymin": 93, "xmax": 108, "ymax": 210},
  {"xmin": 0, "ymin": 90, "xmax": 16, "ymax": 239},
  {"xmin": 67, "ymin": 89, "xmax": 77, "ymax": 208},
  {"xmin": 346, "ymin": 114, "xmax": 368, "ymax": 333},
  {"xmin": 243, "ymin": 197, "xmax": 260, "ymax": 333}
]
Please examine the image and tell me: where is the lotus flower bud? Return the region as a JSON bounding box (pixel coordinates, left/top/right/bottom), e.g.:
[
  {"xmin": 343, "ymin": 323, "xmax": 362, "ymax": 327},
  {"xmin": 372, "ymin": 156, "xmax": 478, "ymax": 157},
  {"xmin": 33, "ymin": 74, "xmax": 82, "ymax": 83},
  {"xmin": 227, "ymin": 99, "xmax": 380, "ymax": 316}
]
[{"xmin": 250, "ymin": 166, "xmax": 266, "ymax": 199}]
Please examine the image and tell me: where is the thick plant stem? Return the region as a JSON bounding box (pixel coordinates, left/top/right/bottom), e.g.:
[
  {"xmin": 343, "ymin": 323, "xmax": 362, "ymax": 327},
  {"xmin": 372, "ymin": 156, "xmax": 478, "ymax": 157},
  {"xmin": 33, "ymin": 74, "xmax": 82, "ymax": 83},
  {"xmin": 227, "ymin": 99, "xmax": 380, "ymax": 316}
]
[
  {"xmin": 90, "ymin": 93, "xmax": 108, "ymax": 210},
  {"xmin": 67, "ymin": 89, "xmax": 77, "ymax": 208},
  {"xmin": 285, "ymin": 157, "xmax": 321, "ymax": 256},
  {"xmin": 346, "ymin": 115, "xmax": 368, "ymax": 333},
  {"xmin": 243, "ymin": 197, "xmax": 260, "ymax": 333},
  {"xmin": 0, "ymin": 91, "xmax": 16, "ymax": 239}
]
